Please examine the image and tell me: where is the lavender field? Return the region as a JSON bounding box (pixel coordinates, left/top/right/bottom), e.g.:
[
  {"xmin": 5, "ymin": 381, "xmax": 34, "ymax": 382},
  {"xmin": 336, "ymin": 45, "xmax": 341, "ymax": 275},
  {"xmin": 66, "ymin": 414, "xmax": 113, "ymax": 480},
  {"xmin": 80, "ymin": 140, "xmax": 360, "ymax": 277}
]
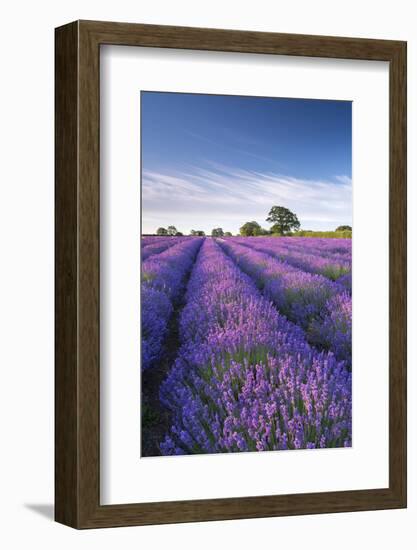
[{"xmin": 141, "ymin": 235, "xmax": 352, "ymax": 456}]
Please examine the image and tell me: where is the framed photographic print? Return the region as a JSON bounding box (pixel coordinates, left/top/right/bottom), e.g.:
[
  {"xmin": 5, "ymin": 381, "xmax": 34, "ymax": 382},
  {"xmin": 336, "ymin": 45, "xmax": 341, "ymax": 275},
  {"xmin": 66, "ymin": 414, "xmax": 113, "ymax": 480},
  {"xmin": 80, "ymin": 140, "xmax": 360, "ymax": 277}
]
[{"xmin": 55, "ymin": 20, "xmax": 407, "ymax": 528}]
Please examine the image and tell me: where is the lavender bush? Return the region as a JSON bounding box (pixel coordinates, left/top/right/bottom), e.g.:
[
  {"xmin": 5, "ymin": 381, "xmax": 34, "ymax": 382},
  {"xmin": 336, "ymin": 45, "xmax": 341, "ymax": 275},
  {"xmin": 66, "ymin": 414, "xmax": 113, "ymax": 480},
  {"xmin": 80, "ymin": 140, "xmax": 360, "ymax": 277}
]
[
  {"xmin": 216, "ymin": 238, "xmax": 351, "ymax": 365},
  {"xmin": 159, "ymin": 239, "xmax": 351, "ymax": 455},
  {"xmin": 141, "ymin": 237, "xmax": 203, "ymax": 370},
  {"xmin": 234, "ymin": 237, "xmax": 351, "ymax": 284},
  {"xmin": 142, "ymin": 238, "xmax": 185, "ymax": 261}
]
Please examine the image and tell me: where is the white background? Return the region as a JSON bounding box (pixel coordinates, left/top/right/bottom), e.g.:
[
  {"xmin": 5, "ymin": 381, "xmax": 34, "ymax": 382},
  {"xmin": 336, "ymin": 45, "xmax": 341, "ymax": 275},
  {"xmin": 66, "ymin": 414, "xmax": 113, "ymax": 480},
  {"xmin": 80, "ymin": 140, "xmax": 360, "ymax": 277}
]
[
  {"xmin": 101, "ymin": 47, "xmax": 389, "ymax": 504},
  {"xmin": 0, "ymin": 0, "xmax": 415, "ymax": 548}
]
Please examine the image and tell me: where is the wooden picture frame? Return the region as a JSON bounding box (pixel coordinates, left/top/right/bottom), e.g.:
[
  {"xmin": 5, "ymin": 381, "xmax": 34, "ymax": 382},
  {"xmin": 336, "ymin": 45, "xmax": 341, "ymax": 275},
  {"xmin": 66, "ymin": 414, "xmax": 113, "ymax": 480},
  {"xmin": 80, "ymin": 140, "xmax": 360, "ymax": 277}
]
[{"xmin": 55, "ymin": 20, "xmax": 407, "ymax": 528}]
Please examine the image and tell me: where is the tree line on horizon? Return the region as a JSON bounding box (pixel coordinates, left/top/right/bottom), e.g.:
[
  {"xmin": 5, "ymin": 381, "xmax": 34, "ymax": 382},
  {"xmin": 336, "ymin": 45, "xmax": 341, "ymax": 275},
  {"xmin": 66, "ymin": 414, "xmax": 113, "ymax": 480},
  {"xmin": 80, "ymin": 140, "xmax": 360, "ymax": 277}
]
[{"xmin": 152, "ymin": 206, "xmax": 351, "ymax": 238}]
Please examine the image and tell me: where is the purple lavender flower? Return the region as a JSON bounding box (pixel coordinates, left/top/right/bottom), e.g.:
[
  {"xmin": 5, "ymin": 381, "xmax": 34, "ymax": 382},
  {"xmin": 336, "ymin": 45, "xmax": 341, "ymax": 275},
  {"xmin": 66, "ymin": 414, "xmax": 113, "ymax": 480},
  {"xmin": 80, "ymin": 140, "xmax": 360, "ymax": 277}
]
[
  {"xmin": 233, "ymin": 236, "xmax": 351, "ymax": 282},
  {"xmin": 159, "ymin": 239, "xmax": 352, "ymax": 455},
  {"xmin": 141, "ymin": 237, "xmax": 203, "ymax": 370},
  {"xmin": 142, "ymin": 237, "xmax": 185, "ymax": 260},
  {"xmin": 216, "ymin": 238, "xmax": 351, "ymax": 365}
]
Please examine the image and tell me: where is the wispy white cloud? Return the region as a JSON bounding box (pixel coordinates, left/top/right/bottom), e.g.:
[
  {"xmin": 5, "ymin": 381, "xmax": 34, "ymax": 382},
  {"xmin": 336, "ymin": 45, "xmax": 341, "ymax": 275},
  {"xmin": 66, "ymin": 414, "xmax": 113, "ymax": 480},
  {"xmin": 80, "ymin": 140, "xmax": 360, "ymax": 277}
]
[{"xmin": 142, "ymin": 164, "xmax": 352, "ymax": 234}]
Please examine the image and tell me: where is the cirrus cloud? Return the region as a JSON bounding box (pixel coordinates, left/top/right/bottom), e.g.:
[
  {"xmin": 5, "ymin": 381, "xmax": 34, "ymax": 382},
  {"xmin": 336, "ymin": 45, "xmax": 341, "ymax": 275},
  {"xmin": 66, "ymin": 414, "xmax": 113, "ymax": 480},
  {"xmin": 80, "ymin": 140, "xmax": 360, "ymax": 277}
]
[{"xmin": 142, "ymin": 163, "xmax": 351, "ymax": 234}]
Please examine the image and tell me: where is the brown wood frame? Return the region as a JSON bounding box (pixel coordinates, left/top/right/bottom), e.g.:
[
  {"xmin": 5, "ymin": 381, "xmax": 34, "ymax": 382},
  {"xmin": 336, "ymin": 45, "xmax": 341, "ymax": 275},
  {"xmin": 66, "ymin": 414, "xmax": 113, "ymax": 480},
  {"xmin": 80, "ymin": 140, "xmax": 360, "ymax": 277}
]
[{"xmin": 55, "ymin": 20, "xmax": 407, "ymax": 529}]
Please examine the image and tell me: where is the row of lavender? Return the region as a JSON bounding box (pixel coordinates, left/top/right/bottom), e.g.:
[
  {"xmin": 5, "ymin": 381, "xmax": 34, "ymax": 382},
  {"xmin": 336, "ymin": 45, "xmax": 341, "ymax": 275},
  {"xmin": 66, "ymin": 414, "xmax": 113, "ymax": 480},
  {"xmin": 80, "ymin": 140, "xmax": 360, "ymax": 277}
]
[
  {"xmin": 141, "ymin": 237, "xmax": 203, "ymax": 370},
  {"xmin": 270, "ymin": 236, "xmax": 352, "ymax": 258},
  {"xmin": 216, "ymin": 238, "xmax": 352, "ymax": 367},
  {"xmin": 141, "ymin": 236, "xmax": 176, "ymax": 248},
  {"xmin": 141, "ymin": 236, "xmax": 188, "ymax": 261},
  {"xmin": 160, "ymin": 238, "xmax": 351, "ymax": 454},
  {"xmin": 233, "ymin": 236, "xmax": 352, "ymax": 289},
  {"xmin": 141, "ymin": 236, "xmax": 167, "ymax": 248}
]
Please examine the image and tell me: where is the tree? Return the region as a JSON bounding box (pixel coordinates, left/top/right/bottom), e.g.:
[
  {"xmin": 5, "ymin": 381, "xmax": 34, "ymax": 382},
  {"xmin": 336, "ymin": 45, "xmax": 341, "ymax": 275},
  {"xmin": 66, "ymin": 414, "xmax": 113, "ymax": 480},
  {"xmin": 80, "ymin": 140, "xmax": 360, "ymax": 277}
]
[
  {"xmin": 190, "ymin": 229, "xmax": 205, "ymax": 236},
  {"xmin": 254, "ymin": 226, "xmax": 269, "ymax": 236},
  {"xmin": 167, "ymin": 225, "xmax": 178, "ymax": 236},
  {"xmin": 224, "ymin": 231, "xmax": 233, "ymax": 237},
  {"xmin": 211, "ymin": 227, "xmax": 224, "ymax": 237},
  {"xmin": 239, "ymin": 221, "xmax": 262, "ymax": 237},
  {"xmin": 175, "ymin": 231, "xmax": 183, "ymax": 236},
  {"xmin": 336, "ymin": 225, "xmax": 352, "ymax": 232},
  {"xmin": 266, "ymin": 206, "xmax": 300, "ymax": 235},
  {"xmin": 156, "ymin": 227, "xmax": 168, "ymax": 236}
]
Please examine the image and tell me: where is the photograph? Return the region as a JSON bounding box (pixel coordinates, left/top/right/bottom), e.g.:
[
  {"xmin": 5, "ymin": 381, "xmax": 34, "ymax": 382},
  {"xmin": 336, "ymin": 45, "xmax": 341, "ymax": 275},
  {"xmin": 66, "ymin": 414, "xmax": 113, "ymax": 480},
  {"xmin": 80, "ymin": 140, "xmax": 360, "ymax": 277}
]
[
  {"xmin": 140, "ymin": 91, "xmax": 353, "ymax": 457},
  {"xmin": 0, "ymin": 0, "xmax": 409, "ymax": 538}
]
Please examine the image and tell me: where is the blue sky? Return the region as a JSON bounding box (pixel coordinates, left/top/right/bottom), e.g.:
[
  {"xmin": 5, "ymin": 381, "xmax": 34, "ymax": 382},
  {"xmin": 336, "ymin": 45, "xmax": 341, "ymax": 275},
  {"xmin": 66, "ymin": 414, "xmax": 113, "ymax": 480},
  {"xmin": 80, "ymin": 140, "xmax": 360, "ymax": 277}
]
[{"xmin": 141, "ymin": 92, "xmax": 352, "ymax": 234}]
